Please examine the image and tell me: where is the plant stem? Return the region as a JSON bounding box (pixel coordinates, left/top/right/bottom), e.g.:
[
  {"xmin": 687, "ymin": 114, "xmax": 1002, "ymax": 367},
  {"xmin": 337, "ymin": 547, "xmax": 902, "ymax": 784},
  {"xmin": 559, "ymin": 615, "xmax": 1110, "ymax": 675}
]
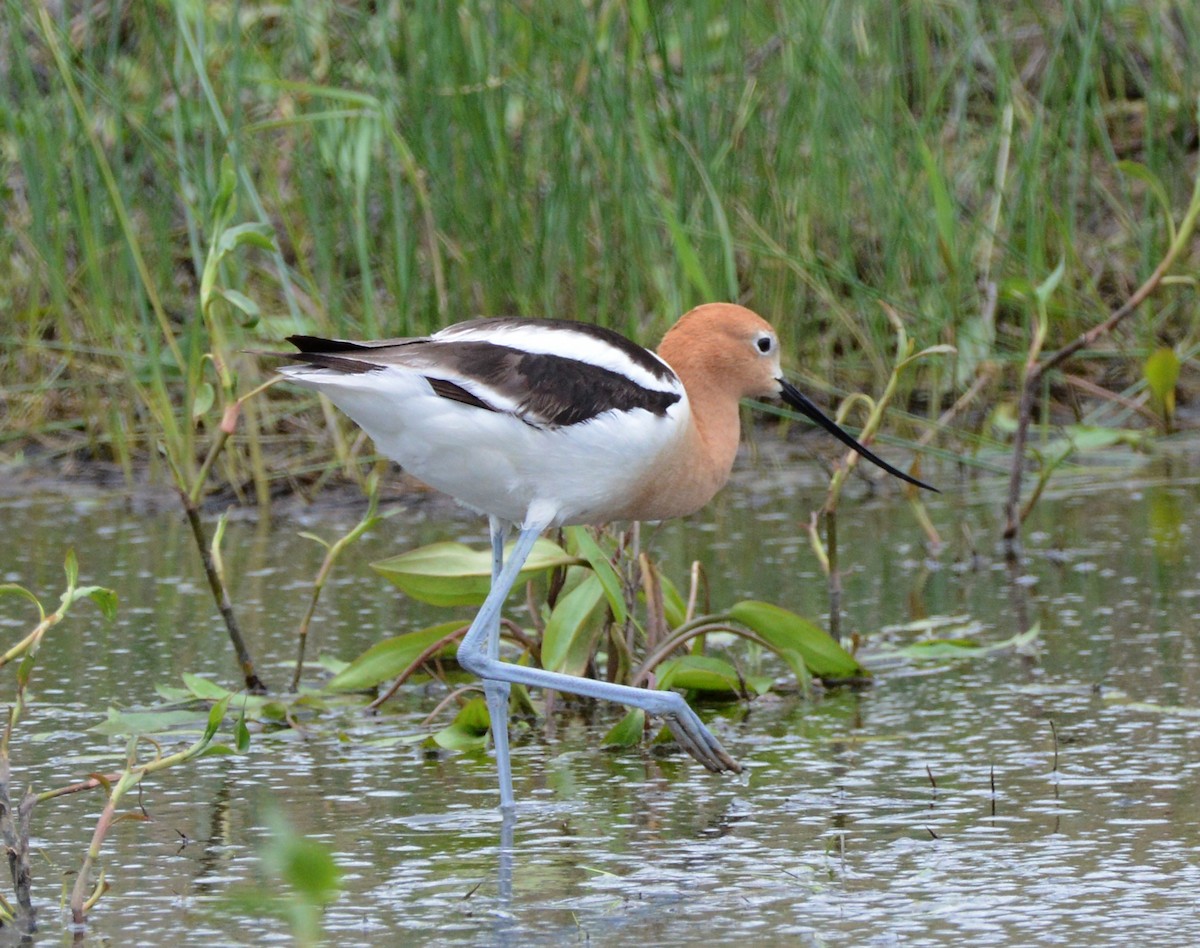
[
  {"xmin": 181, "ymin": 497, "xmax": 267, "ymax": 693},
  {"xmin": 1002, "ymin": 160, "xmax": 1200, "ymax": 552}
]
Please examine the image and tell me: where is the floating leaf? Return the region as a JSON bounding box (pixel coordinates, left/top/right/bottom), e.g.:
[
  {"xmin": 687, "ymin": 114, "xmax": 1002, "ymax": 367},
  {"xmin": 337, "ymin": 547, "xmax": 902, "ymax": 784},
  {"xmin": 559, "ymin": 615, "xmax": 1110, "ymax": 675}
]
[
  {"xmin": 182, "ymin": 673, "xmax": 233, "ymax": 701},
  {"xmin": 541, "ymin": 570, "xmax": 605, "ymax": 676},
  {"xmin": 431, "ymin": 697, "xmax": 491, "ymax": 752},
  {"xmin": 602, "ymin": 708, "xmax": 645, "ymax": 748},
  {"xmin": 656, "ymin": 654, "xmax": 771, "ymax": 695},
  {"xmin": 322, "ymin": 621, "xmax": 463, "ymax": 693},
  {"xmin": 372, "ymin": 538, "xmax": 580, "ymax": 606},
  {"xmin": 92, "ymin": 708, "xmax": 211, "ymax": 737},
  {"xmin": 728, "ymin": 600, "xmax": 863, "ymax": 679},
  {"xmin": 891, "ymin": 624, "xmax": 1039, "ymax": 660}
]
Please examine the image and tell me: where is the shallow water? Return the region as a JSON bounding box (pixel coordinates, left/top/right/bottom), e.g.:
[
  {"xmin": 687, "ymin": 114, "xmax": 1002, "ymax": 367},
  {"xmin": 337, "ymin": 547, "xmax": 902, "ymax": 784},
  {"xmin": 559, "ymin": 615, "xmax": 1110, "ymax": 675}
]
[{"xmin": 1, "ymin": 452, "xmax": 1199, "ymax": 944}]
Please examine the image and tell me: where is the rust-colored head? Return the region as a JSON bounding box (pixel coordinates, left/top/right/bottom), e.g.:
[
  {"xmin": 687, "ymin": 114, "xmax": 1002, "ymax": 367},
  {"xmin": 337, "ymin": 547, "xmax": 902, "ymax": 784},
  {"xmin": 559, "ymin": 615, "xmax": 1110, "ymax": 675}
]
[
  {"xmin": 657, "ymin": 302, "xmax": 786, "ymax": 404},
  {"xmin": 658, "ymin": 302, "xmax": 937, "ymax": 492}
]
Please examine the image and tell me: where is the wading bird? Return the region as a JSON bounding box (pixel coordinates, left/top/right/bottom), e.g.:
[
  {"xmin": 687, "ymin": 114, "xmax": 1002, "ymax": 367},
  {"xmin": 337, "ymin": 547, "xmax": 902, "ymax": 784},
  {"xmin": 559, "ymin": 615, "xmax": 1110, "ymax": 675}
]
[{"xmin": 278, "ymin": 303, "xmax": 934, "ymax": 810}]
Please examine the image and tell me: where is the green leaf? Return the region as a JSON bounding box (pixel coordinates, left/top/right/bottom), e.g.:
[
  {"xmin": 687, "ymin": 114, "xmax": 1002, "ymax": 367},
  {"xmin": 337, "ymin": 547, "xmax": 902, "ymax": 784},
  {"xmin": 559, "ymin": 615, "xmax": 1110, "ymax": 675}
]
[
  {"xmin": 431, "ymin": 697, "xmax": 491, "ymax": 752},
  {"xmin": 1034, "ymin": 258, "xmax": 1066, "ymax": 306},
  {"xmin": 84, "ymin": 587, "xmax": 119, "ymax": 621},
  {"xmin": 601, "ymin": 708, "xmax": 645, "ymax": 748},
  {"xmin": 192, "ymin": 381, "xmax": 215, "ymax": 419},
  {"xmin": 235, "ymin": 707, "xmax": 251, "ymax": 752},
  {"xmin": 182, "ymin": 673, "xmax": 234, "ymax": 701},
  {"xmin": 917, "ymin": 137, "xmax": 957, "ymax": 273},
  {"xmin": 264, "ymin": 808, "xmax": 343, "ymax": 906},
  {"xmin": 205, "ymin": 694, "xmax": 233, "ymax": 741},
  {"xmin": 215, "ymin": 221, "xmax": 276, "ymax": 258},
  {"xmin": 891, "ymin": 624, "xmax": 1039, "ymax": 660},
  {"xmin": 64, "ymin": 548, "xmax": 79, "ymax": 589},
  {"xmin": 322, "ymin": 621, "xmax": 463, "ymax": 693},
  {"xmin": 209, "ymin": 154, "xmax": 238, "ymax": 231},
  {"xmin": 657, "ymin": 571, "xmax": 688, "ymax": 629},
  {"xmin": 372, "ymin": 538, "xmax": 580, "ymax": 606},
  {"xmin": 541, "ymin": 570, "xmax": 605, "ymax": 675},
  {"xmin": 0, "ymin": 583, "xmax": 45, "ymax": 622},
  {"xmin": 1117, "ymin": 161, "xmax": 1176, "ymax": 243},
  {"xmin": 656, "ymin": 654, "xmax": 771, "ymax": 695},
  {"xmin": 1144, "ymin": 347, "xmax": 1180, "ymax": 420},
  {"xmin": 91, "ymin": 708, "xmax": 210, "ymax": 737},
  {"xmin": 728, "ymin": 600, "xmax": 864, "ymax": 679},
  {"xmin": 564, "ymin": 527, "xmax": 627, "ymax": 624},
  {"xmin": 216, "ymin": 288, "xmax": 261, "ymax": 328}
]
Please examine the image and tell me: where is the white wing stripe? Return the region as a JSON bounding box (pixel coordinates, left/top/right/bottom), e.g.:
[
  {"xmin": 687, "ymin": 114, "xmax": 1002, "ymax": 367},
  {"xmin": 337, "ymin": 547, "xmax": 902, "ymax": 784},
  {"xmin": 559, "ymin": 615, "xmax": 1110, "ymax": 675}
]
[{"xmin": 432, "ymin": 323, "xmax": 680, "ymax": 395}]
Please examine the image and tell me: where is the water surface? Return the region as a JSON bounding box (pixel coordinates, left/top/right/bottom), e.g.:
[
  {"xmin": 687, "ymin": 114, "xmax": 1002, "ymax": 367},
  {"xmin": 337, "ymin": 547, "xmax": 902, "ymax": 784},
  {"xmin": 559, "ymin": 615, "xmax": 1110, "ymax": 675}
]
[{"xmin": 1, "ymin": 454, "xmax": 1198, "ymax": 944}]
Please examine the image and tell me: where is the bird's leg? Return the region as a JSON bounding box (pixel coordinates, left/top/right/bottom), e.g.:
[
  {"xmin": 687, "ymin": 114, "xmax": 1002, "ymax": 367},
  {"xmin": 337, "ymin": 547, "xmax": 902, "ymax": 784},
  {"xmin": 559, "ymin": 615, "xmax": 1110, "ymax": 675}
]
[
  {"xmin": 457, "ymin": 523, "xmax": 741, "ymax": 794},
  {"xmin": 482, "ymin": 516, "xmax": 513, "ymax": 810}
]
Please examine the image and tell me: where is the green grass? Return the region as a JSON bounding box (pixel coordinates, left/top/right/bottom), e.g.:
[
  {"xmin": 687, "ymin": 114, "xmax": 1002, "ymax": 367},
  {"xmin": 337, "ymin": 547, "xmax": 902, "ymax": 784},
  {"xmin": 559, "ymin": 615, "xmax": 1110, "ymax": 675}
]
[{"xmin": 1, "ymin": 1, "xmax": 1198, "ymax": 491}]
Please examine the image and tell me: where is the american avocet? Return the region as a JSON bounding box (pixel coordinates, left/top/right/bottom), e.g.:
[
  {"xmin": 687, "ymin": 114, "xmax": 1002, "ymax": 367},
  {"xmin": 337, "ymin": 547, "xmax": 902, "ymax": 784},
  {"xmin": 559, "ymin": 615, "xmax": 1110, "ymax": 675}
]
[{"xmin": 279, "ymin": 302, "xmax": 934, "ymax": 810}]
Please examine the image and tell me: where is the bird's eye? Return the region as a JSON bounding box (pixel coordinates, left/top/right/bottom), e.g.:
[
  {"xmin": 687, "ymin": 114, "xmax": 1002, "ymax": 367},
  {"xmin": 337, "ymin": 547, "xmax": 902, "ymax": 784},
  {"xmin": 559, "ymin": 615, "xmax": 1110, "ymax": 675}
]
[{"xmin": 756, "ymin": 334, "xmax": 775, "ymax": 354}]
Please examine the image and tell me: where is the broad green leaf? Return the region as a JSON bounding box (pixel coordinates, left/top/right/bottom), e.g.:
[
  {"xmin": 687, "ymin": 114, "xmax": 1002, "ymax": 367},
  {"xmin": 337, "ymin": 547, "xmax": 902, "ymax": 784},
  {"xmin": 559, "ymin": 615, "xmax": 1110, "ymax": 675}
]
[
  {"xmin": 64, "ymin": 548, "xmax": 79, "ymax": 589},
  {"xmin": 204, "ymin": 694, "xmax": 232, "ymax": 741},
  {"xmin": 541, "ymin": 570, "xmax": 605, "ymax": 675},
  {"xmin": 182, "ymin": 673, "xmax": 234, "ymax": 701},
  {"xmin": 432, "ymin": 697, "xmax": 491, "ymax": 751},
  {"xmin": 191, "ymin": 381, "xmax": 215, "ymax": 419},
  {"xmin": 656, "ymin": 654, "xmax": 771, "ymax": 695},
  {"xmin": 200, "ymin": 743, "xmax": 239, "ymax": 757},
  {"xmin": 1144, "ymin": 347, "xmax": 1180, "ymax": 420},
  {"xmin": 216, "ymin": 288, "xmax": 261, "ymax": 328},
  {"xmin": 728, "ymin": 600, "xmax": 864, "ymax": 679},
  {"xmin": 602, "ymin": 708, "xmax": 645, "ymax": 747},
  {"xmin": 372, "ymin": 538, "xmax": 580, "ymax": 606},
  {"xmin": 78, "ymin": 585, "xmax": 118, "ymax": 620},
  {"xmin": 658, "ymin": 571, "xmax": 688, "ymax": 629},
  {"xmin": 564, "ymin": 527, "xmax": 627, "ymax": 624},
  {"xmin": 892, "ymin": 624, "xmax": 1039, "ymax": 660},
  {"xmin": 322, "ymin": 620, "xmax": 463, "ymax": 693},
  {"xmin": 92, "ymin": 708, "xmax": 210, "ymax": 737},
  {"xmin": 235, "ymin": 708, "xmax": 251, "ymax": 752}
]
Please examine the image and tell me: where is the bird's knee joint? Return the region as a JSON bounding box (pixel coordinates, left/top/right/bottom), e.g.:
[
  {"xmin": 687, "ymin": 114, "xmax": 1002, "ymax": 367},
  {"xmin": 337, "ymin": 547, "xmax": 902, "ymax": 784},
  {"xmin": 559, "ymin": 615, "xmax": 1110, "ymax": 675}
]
[{"xmin": 456, "ymin": 643, "xmax": 490, "ymax": 678}]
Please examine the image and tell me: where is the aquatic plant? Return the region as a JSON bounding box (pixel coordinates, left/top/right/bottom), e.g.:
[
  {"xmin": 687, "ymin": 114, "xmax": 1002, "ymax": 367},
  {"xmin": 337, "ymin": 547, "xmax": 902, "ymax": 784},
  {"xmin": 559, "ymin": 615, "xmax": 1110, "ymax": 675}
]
[{"xmin": 0, "ymin": 553, "xmax": 242, "ymax": 929}]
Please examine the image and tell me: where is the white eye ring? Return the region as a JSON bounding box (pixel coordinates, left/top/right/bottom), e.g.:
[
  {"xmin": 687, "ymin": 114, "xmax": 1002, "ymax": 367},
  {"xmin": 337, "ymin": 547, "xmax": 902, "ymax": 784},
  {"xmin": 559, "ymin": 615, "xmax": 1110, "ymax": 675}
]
[{"xmin": 755, "ymin": 333, "xmax": 776, "ymax": 355}]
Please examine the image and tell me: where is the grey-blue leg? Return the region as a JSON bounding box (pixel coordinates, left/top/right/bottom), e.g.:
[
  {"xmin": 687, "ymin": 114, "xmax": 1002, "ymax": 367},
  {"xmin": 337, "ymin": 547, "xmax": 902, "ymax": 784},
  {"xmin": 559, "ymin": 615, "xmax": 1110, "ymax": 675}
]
[
  {"xmin": 482, "ymin": 517, "xmax": 514, "ymax": 810},
  {"xmin": 457, "ymin": 522, "xmax": 741, "ymax": 810}
]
